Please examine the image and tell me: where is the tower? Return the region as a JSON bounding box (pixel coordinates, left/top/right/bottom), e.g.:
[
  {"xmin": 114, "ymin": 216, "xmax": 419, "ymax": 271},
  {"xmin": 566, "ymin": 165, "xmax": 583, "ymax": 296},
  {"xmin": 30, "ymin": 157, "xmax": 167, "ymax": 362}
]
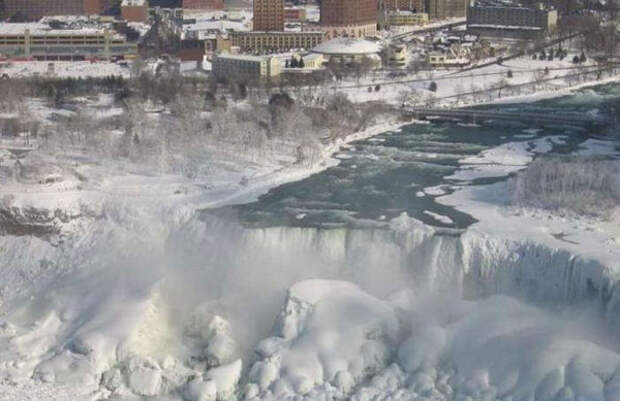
[
  {"xmin": 320, "ymin": 0, "xmax": 377, "ymax": 39},
  {"xmin": 253, "ymin": 0, "xmax": 284, "ymax": 31}
]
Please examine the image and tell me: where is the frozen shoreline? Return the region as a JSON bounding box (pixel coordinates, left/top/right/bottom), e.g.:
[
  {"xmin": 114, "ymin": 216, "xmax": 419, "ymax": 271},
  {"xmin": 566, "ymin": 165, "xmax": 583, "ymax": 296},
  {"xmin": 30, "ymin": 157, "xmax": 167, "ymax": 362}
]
[{"xmin": 203, "ymin": 75, "xmax": 619, "ymax": 213}]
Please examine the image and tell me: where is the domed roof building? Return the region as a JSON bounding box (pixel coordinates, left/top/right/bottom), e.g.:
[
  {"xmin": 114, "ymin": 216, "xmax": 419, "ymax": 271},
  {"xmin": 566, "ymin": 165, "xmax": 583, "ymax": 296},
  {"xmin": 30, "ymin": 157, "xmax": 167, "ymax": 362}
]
[
  {"xmin": 311, "ymin": 37, "xmax": 383, "ymax": 65},
  {"xmin": 312, "ymin": 37, "xmax": 381, "ymax": 56}
]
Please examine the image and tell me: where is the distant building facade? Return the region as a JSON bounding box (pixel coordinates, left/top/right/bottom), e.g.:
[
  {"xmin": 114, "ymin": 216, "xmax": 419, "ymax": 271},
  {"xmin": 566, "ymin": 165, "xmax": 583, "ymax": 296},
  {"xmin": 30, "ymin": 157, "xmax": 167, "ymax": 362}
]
[
  {"xmin": 182, "ymin": 0, "xmax": 223, "ymax": 10},
  {"xmin": 121, "ymin": 0, "xmax": 148, "ymax": 22},
  {"xmin": 320, "ymin": 0, "xmax": 377, "ymax": 39},
  {"xmin": 212, "ymin": 52, "xmax": 281, "ymax": 79},
  {"xmin": 0, "ymin": 23, "xmax": 137, "ymax": 60},
  {"xmin": 253, "ymin": 0, "xmax": 284, "ymax": 31},
  {"xmin": 386, "ymin": 11, "xmax": 428, "ymax": 25},
  {"xmin": 230, "ymin": 30, "xmax": 324, "ymax": 53},
  {"xmin": 204, "ymin": 33, "xmax": 230, "ymax": 55},
  {"xmin": 426, "ymin": 0, "xmax": 466, "ymax": 19},
  {"xmin": 467, "ymin": 1, "xmax": 558, "ymax": 39},
  {"xmin": 426, "ymin": 47, "xmax": 470, "ymax": 67},
  {"xmin": 284, "ymin": 7, "xmax": 306, "ymax": 21},
  {"xmin": 384, "ymin": 0, "xmax": 425, "ymax": 12},
  {"xmin": 3, "ymin": 0, "xmax": 113, "ymax": 20}
]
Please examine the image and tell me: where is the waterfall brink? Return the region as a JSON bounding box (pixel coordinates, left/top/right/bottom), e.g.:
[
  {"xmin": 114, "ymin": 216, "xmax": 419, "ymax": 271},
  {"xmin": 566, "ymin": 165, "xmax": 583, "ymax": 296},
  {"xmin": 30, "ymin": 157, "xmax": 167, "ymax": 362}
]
[
  {"xmin": 170, "ymin": 212, "xmax": 620, "ymax": 401},
  {"xmin": 181, "ymin": 211, "xmax": 617, "ymax": 325}
]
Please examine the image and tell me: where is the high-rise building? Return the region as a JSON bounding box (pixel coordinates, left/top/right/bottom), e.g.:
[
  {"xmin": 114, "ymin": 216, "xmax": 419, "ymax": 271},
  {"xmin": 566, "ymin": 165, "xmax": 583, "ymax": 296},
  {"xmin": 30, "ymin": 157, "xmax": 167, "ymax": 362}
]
[
  {"xmin": 384, "ymin": 0, "xmax": 425, "ymax": 12},
  {"xmin": 253, "ymin": 0, "xmax": 284, "ymax": 31},
  {"xmin": 182, "ymin": 0, "xmax": 224, "ymax": 10},
  {"xmin": 4, "ymin": 0, "xmax": 108, "ymax": 20},
  {"xmin": 320, "ymin": 0, "xmax": 377, "ymax": 39},
  {"xmin": 84, "ymin": 0, "xmax": 105, "ymax": 14},
  {"xmin": 425, "ymin": 0, "xmax": 466, "ymax": 19},
  {"xmin": 467, "ymin": 1, "xmax": 557, "ymax": 39},
  {"xmin": 121, "ymin": 0, "xmax": 148, "ymax": 21}
]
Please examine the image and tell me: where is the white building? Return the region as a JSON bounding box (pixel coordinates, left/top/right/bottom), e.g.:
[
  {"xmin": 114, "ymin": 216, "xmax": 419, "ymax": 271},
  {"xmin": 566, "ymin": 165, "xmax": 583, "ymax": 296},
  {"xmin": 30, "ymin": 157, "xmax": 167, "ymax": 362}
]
[
  {"xmin": 212, "ymin": 52, "xmax": 280, "ymax": 80},
  {"xmin": 311, "ymin": 37, "xmax": 382, "ymax": 65}
]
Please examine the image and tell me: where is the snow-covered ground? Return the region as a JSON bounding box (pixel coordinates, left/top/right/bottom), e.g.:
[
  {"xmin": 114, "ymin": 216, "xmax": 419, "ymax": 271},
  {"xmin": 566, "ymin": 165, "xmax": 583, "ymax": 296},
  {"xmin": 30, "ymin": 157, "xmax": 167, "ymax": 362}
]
[
  {"xmin": 437, "ymin": 137, "xmax": 620, "ymax": 268},
  {"xmin": 0, "ymin": 61, "xmax": 130, "ymax": 79},
  {"xmin": 0, "ymin": 68, "xmax": 619, "ymax": 400}
]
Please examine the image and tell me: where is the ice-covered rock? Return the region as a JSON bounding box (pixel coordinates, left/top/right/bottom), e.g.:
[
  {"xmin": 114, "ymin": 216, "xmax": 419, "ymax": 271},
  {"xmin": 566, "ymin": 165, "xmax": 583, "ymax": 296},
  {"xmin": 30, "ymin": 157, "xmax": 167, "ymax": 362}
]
[
  {"xmin": 248, "ymin": 280, "xmax": 399, "ymax": 397},
  {"xmin": 205, "ymin": 359, "xmax": 242, "ymax": 400},
  {"xmin": 185, "ymin": 377, "xmax": 217, "ymax": 401},
  {"xmin": 126, "ymin": 356, "xmax": 162, "ymax": 396}
]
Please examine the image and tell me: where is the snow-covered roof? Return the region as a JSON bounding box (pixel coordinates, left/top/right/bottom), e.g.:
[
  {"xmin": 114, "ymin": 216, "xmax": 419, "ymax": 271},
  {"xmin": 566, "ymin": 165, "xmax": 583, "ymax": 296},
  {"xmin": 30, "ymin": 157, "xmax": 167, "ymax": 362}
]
[
  {"xmin": 215, "ymin": 52, "xmax": 272, "ymax": 62},
  {"xmin": 311, "ymin": 38, "xmax": 381, "ymax": 56},
  {"xmin": 468, "ymin": 24, "xmax": 543, "ymax": 30},
  {"xmin": 0, "ymin": 22, "xmax": 111, "ymax": 36}
]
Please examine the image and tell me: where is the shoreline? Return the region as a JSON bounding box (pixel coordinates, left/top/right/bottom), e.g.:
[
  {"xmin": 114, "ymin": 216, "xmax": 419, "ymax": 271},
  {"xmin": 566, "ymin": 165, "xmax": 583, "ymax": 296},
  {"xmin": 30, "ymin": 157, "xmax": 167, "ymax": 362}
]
[
  {"xmin": 468, "ymin": 75, "xmax": 620, "ymax": 106},
  {"xmin": 1, "ymin": 75, "xmax": 617, "ymax": 222},
  {"xmin": 199, "ymin": 74, "xmax": 619, "ymax": 212}
]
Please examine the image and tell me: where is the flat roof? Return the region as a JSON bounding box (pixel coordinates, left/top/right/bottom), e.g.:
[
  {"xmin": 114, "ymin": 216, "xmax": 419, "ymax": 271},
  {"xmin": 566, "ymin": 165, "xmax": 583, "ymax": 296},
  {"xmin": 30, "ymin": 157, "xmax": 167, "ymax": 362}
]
[
  {"xmin": 232, "ymin": 30, "xmax": 323, "ymax": 35},
  {"xmin": 0, "ymin": 22, "xmax": 122, "ymax": 38},
  {"xmin": 215, "ymin": 52, "xmax": 271, "ymax": 62},
  {"xmin": 312, "ymin": 38, "xmax": 381, "ymax": 55}
]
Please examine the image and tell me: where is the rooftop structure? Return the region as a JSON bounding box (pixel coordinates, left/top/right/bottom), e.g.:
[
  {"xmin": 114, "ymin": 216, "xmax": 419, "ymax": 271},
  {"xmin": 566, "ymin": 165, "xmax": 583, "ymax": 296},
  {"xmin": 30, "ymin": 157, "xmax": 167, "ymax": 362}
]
[
  {"xmin": 311, "ymin": 37, "xmax": 382, "ymax": 64},
  {"xmin": 311, "ymin": 37, "xmax": 381, "ymax": 56}
]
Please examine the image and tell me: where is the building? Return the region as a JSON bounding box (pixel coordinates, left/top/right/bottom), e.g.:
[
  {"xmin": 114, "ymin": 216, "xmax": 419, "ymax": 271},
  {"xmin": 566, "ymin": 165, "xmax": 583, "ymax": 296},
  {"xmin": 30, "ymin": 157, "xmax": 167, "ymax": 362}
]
[
  {"xmin": 182, "ymin": 0, "xmax": 224, "ymax": 10},
  {"xmin": 212, "ymin": 52, "xmax": 280, "ymax": 79},
  {"xmin": 426, "ymin": 48, "xmax": 469, "ymax": 67},
  {"xmin": 85, "ymin": 0, "xmax": 106, "ymax": 15},
  {"xmin": 386, "ymin": 11, "xmax": 428, "ymax": 25},
  {"xmin": 253, "ymin": 0, "xmax": 284, "ymax": 31},
  {"xmin": 467, "ymin": 1, "xmax": 558, "ymax": 39},
  {"xmin": 230, "ymin": 31, "xmax": 323, "ymax": 53},
  {"xmin": 320, "ymin": 0, "xmax": 377, "ymax": 39},
  {"xmin": 301, "ymin": 53, "xmax": 323, "ymax": 69},
  {"xmin": 426, "ymin": 0, "xmax": 466, "ymax": 19},
  {"xmin": 389, "ymin": 43, "xmax": 407, "ymax": 66},
  {"xmin": 311, "ymin": 37, "xmax": 381, "ymax": 64},
  {"xmin": 0, "ymin": 22, "xmax": 137, "ymax": 60},
  {"xmin": 383, "ymin": 0, "xmax": 425, "ymax": 12},
  {"xmin": 204, "ymin": 33, "xmax": 230, "ymax": 55},
  {"xmin": 121, "ymin": 0, "xmax": 148, "ymax": 22},
  {"xmin": 284, "ymin": 7, "xmax": 306, "ymax": 21},
  {"xmin": 3, "ymin": 0, "xmax": 108, "ymax": 21}
]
